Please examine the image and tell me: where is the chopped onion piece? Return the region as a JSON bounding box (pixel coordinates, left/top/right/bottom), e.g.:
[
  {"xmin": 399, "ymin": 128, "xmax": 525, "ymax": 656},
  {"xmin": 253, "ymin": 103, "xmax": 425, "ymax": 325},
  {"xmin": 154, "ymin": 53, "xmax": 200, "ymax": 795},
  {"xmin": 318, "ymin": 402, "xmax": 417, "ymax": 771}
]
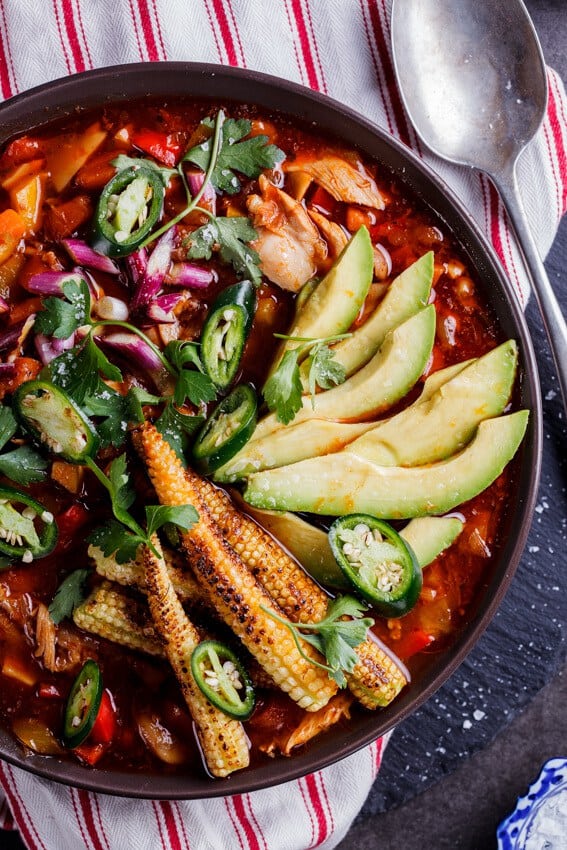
[
  {"xmin": 129, "ymin": 231, "xmax": 175, "ymax": 312},
  {"xmin": 13, "ymin": 716, "xmax": 65, "ymax": 756},
  {"xmin": 145, "ymin": 292, "xmax": 185, "ymax": 324},
  {"xmin": 62, "ymin": 238, "xmax": 120, "ymax": 275},
  {"xmin": 95, "ymin": 296, "xmax": 129, "ymax": 321},
  {"xmin": 0, "ymin": 321, "xmax": 27, "ymax": 352},
  {"xmin": 0, "ymin": 296, "xmax": 9, "ymax": 315},
  {"xmin": 97, "ymin": 331, "xmax": 163, "ymax": 371},
  {"xmin": 135, "ymin": 707, "xmax": 191, "ymax": 765},
  {"xmin": 166, "ymin": 262, "xmax": 214, "ymax": 289},
  {"xmin": 25, "ymin": 270, "xmax": 84, "ymax": 296},
  {"xmin": 187, "ymin": 170, "xmax": 216, "ymax": 215},
  {"xmin": 35, "ymin": 331, "xmax": 75, "ymax": 365}
]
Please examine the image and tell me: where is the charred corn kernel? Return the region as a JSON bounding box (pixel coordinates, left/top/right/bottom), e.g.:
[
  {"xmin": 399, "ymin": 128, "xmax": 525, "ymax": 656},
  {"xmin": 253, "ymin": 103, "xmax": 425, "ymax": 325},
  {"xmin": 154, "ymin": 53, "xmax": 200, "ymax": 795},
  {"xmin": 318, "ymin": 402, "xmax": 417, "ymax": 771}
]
[
  {"xmin": 185, "ymin": 477, "xmax": 329, "ymax": 624},
  {"xmin": 138, "ymin": 423, "xmax": 337, "ymax": 712},
  {"xmin": 89, "ymin": 544, "xmax": 206, "ymax": 605},
  {"xmin": 346, "ymin": 640, "xmax": 407, "ymax": 709},
  {"xmin": 143, "ymin": 540, "xmax": 249, "ymax": 778},
  {"xmin": 73, "ymin": 582, "xmax": 164, "ymax": 657}
]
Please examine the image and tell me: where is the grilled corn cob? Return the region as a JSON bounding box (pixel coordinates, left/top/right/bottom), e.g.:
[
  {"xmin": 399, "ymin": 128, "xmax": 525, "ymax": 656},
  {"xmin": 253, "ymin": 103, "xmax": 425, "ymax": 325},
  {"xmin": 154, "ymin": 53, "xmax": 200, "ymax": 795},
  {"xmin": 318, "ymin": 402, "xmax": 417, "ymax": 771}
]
[
  {"xmin": 89, "ymin": 543, "xmax": 207, "ymax": 606},
  {"xmin": 138, "ymin": 423, "xmax": 337, "ymax": 712},
  {"xmin": 73, "ymin": 582, "xmax": 164, "ymax": 656},
  {"xmin": 171, "ymin": 472, "xmax": 408, "ymax": 708},
  {"xmin": 185, "ymin": 476, "xmax": 329, "ymax": 624},
  {"xmin": 143, "ymin": 539, "xmax": 250, "ymax": 777}
]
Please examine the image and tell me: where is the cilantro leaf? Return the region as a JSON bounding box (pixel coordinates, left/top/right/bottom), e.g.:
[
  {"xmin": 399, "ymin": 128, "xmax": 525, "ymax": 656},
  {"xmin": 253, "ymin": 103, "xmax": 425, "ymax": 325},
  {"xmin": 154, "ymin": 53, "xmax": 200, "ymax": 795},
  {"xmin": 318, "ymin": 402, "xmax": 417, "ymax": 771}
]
[
  {"xmin": 107, "ymin": 453, "xmax": 136, "ymax": 517},
  {"xmin": 88, "ymin": 520, "xmax": 144, "ymax": 565},
  {"xmin": 111, "ymin": 154, "xmax": 176, "ymax": 187},
  {"xmin": 48, "ymin": 568, "xmax": 90, "ymax": 624},
  {"xmin": 0, "ymin": 406, "xmax": 17, "ymax": 452},
  {"xmin": 307, "ymin": 344, "xmax": 346, "ymax": 408},
  {"xmin": 186, "ymin": 216, "xmax": 261, "ymax": 285},
  {"xmin": 184, "ymin": 117, "xmax": 285, "ymax": 194},
  {"xmin": 50, "ymin": 336, "xmax": 122, "ymax": 405},
  {"xmin": 35, "ymin": 279, "xmax": 91, "ymax": 339},
  {"xmin": 262, "ymin": 595, "xmax": 373, "ymax": 688},
  {"xmin": 0, "ymin": 446, "xmax": 48, "ymax": 485},
  {"xmin": 83, "ymin": 387, "xmax": 145, "ymax": 448},
  {"xmin": 145, "ymin": 504, "xmax": 198, "ymax": 538},
  {"xmin": 164, "ymin": 341, "xmax": 217, "ymax": 407},
  {"xmin": 263, "ymin": 349, "xmax": 303, "ymax": 425},
  {"xmin": 155, "ymin": 402, "xmax": 204, "ymax": 460}
]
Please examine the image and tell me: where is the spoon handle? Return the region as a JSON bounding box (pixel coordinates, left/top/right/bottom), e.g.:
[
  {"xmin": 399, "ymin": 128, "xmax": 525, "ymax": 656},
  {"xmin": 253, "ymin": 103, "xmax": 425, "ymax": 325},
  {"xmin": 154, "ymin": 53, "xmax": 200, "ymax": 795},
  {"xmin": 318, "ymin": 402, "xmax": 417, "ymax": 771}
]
[{"xmin": 493, "ymin": 167, "xmax": 567, "ymax": 413}]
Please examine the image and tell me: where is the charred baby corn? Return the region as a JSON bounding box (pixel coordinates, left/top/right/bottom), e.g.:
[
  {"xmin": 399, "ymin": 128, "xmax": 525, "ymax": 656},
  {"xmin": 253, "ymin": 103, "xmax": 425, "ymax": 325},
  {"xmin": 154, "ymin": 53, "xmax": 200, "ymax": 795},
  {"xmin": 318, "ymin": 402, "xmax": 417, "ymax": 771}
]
[
  {"xmin": 143, "ymin": 539, "xmax": 250, "ymax": 778},
  {"xmin": 138, "ymin": 423, "xmax": 337, "ymax": 712},
  {"xmin": 89, "ymin": 543, "xmax": 207, "ymax": 606},
  {"xmin": 184, "ymin": 475, "xmax": 328, "ymax": 624},
  {"xmin": 73, "ymin": 582, "xmax": 164, "ymax": 657},
  {"xmin": 168, "ymin": 471, "xmax": 408, "ymax": 709}
]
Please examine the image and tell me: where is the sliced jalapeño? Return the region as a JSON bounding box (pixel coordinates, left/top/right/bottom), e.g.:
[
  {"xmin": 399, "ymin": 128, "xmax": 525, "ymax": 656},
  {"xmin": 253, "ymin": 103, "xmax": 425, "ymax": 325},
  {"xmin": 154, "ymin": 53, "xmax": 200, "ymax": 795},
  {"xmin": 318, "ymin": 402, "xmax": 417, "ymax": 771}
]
[
  {"xmin": 201, "ymin": 281, "xmax": 256, "ymax": 389},
  {"xmin": 328, "ymin": 514, "xmax": 422, "ymax": 618},
  {"xmin": 191, "ymin": 640, "xmax": 255, "ymax": 720},
  {"xmin": 63, "ymin": 659, "xmax": 103, "ymax": 748},
  {"xmin": 0, "ymin": 486, "xmax": 58, "ymax": 562},
  {"xmin": 193, "ymin": 384, "xmax": 257, "ymax": 473},
  {"xmin": 92, "ymin": 165, "xmax": 164, "ymax": 258},
  {"xmin": 14, "ymin": 380, "xmax": 99, "ymax": 464}
]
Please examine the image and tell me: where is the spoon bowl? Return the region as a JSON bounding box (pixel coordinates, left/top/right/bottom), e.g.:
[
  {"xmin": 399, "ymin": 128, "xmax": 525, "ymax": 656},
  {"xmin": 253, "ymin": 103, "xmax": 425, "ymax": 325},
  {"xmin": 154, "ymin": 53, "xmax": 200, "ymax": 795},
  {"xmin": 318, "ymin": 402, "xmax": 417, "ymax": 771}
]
[{"xmin": 392, "ymin": 0, "xmax": 567, "ymax": 411}]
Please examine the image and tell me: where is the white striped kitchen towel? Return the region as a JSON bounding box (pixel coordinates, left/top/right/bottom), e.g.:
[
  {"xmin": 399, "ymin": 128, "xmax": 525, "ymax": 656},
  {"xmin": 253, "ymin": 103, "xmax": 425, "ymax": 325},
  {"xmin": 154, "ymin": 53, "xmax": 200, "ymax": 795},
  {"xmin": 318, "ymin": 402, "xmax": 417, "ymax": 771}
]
[{"xmin": 0, "ymin": 1, "xmax": 565, "ymax": 849}]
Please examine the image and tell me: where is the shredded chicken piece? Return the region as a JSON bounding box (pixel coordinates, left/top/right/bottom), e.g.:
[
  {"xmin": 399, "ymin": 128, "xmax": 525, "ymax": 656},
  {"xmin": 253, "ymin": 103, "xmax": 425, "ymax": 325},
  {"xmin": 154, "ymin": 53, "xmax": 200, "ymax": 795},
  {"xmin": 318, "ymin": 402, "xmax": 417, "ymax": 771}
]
[
  {"xmin": 247, "ymin": 174, "xmax": 327, "ymax": 292},
  {"xmin": 34, "ymin": 602, "xmax": 85, "ymax": 673},
  {"xmin": 260, "ymin": 692, "xmax": 353, "ymax": 757},
  {"xmin": 35, "ymin": 603, "xmax": 56, "ymax": 671},
  {"xmin": 286, "ymin": 154, "xmax": 386, "ymax": 209},
  {"xmin": 308, "ymin": 209, "xmax": 348, "ymax": 258}
]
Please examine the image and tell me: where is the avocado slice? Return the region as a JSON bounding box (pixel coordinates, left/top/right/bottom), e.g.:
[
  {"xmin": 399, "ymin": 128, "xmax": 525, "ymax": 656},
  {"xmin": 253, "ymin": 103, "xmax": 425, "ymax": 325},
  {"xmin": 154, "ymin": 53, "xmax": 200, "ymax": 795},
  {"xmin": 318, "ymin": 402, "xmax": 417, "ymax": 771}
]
[
  {"xmin": 254, "ymin": 305, "xmax": 436, "ymax": 441},
  {"xmin": 327, "ymin": 251, "xmax": 434, "ymax": 378},
  {"xmin": 214, "ymin": 419, "xmax": 374, "ymax": 482},
  {"xmin": 349, "ymin": 340, "xmax": 518, "ymax": 466},
  {"xmin": 400, "ymin": 517, "xmax": 464, "ymax": 566},
  {"xmin": 239, "ymin": 506, "xmax": 463, "ymax": 591},
  {"xmin": 265, "ymin": 225, "xmax": 373, "ymax": 383},
  {"xmin": 243, "ymin": 411, "xmax": 529, "ymax": 517}
]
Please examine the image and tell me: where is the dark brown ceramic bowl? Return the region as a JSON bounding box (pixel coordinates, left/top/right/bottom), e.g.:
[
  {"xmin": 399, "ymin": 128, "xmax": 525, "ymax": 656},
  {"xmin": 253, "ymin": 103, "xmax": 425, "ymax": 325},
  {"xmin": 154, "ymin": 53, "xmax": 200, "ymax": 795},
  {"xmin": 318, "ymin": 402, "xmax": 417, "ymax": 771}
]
[{"xmin": 0, "ymin": 63, "xmax": 542, "ymax": 799}]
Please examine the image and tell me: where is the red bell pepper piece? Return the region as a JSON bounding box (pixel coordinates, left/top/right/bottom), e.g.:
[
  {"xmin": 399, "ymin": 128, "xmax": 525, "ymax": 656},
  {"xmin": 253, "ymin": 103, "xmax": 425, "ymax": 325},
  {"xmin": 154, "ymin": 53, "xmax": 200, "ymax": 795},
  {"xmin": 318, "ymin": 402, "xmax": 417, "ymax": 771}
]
[
  {"xmin": 89, "ymin": 690, "xmax": 117, "ymax": 745},
  {"xmin": 54, "ymin": 504, "xmax": 90, "ymax": 553},
  {"xmin": 394, "ymin": 629, "xmax": 435, "ymax": 661},
  {"xmin": 74, "ymin": 741, "xmax": 107, "ymax": 766},
  {"xmin": 131, "ymin": 130, "xmax": 183, "ymax": 167},
  {"xmin": 309, "ymin": 185, "xmax": 337, "ymax": 217},
  {"xmin": 38, "ymin": 682, "xmax": 64, "ymax": 699}
]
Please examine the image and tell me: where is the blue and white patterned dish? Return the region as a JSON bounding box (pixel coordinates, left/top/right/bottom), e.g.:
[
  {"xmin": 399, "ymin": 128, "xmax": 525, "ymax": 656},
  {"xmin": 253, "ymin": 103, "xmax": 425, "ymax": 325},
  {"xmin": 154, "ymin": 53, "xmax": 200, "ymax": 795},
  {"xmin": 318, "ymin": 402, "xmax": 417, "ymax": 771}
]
[{"xmin": 497, "ymin": 758, "xmax": 567, "ymax": 849}]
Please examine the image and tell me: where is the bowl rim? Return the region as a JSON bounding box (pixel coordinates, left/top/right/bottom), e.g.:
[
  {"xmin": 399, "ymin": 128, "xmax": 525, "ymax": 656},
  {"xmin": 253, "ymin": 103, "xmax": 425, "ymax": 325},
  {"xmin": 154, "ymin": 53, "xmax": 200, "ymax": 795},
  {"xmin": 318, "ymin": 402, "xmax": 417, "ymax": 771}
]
[{"xmin": 0, "ymin": 61, "xmax": 543, "ymax": 799}]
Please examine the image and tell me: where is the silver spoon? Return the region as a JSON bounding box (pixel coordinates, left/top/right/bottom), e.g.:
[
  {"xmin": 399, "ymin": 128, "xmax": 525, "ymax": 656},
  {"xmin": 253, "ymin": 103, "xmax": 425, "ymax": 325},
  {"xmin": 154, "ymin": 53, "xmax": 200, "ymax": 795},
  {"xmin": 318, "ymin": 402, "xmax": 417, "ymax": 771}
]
[{"xmin": 391, "ymin": 0, "xmax": 567, "ymax": 412}]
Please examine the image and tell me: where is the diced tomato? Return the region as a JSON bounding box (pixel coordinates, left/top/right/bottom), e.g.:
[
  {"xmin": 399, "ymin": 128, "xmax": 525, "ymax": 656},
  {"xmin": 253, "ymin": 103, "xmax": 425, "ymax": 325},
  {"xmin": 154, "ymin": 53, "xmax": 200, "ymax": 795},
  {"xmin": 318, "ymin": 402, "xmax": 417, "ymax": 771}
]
[
  {"xmin": 9, "ymin": 297, "xmax": 43, "ymax": 325},
  {"xmin": 45, "ymin": 194, "xmax": 93, "ymax": 240},
  {"xmin": 73, "ymin": 741, "xmax": 107, "ymax": 766},
  {"xmin": 0, "ymin": 357, "xmax": 42, "ymax": 401},
  {"xmin": 308, "ymin": 185, "xmax": 337, "ymax": 217},
  {"xmin": 393, "ymin": 629, "xmax": 435, "ymax": 661},
  {"xmin": 38, "ymin": 682, "xmax": 64, "ymax": 699},
  {"xmin": 74, "ymin": 151, "xmax": 117, "ymax": 192},
  {"xmin": 89, "ymin": 691, "xmax": 117, "ymax": 745},
  {"xmin": 0, "ymin": 136, "xmax": 42, "ymax": 168},
  {"xmin": 131, "ymin": 130, "xmax": 183, "ymax": 167},
  {"xmin": 54, "ymin": 504, "xmax": 90, "ymax": 553}
]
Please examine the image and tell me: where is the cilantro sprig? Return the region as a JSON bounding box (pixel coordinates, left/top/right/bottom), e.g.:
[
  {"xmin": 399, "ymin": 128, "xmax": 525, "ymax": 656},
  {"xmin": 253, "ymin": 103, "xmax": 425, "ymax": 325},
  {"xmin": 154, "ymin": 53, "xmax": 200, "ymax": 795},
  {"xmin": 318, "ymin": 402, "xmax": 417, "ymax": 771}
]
[
  {"xmin": 264, "ymin": 333, "xmax": 350, "ymax": 424},
  {"xmin": 186, "ymin": 216, "xmax": 262, "ymax": 286},
  {"xmin": 86, "ymin": 453, "xmax": 198, "ymax": 563},
  {"xmin": 262, "ymin": 595, "xmax": 374, "ymax": 687},
  {"xmin": 48, "ymin": 568, "xmax": 90, "ymax": 624},
  {"xmin": 184, "ymin": 116, "xmax": 285, "ymax": 195}
]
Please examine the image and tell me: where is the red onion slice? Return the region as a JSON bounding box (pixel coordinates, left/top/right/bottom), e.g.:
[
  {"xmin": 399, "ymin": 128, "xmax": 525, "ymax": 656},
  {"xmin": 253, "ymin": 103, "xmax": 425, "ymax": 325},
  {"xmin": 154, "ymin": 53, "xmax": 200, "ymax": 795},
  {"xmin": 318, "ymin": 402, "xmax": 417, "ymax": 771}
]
[
  {"xmin": 62, "ymin": 239, "xmax": 120, "ymax": 275},
  {"xmin": 35, "ymin": 332, "xmax": 76, "ymax": 365},
  {"xmin": 24, "ymin": 270, "xmax": 84, "ymax": 296},
  {"xmin": 166, "ymin": 262, "xmax": 214, "ymax": 289},
  {"xmin": 187, "ymin": 170, "xmax": 216, "ymax": 215},
  {"xmin": 129, "ymin": 230, "xmax": 175, "ymax": 312},
  {"xmin": 96, "ymin": 331, "xmax": 164, "ymax": 371},
  {"xmin": 145, "ymin": 292, "xmax": 186, "ymax": 324}
]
